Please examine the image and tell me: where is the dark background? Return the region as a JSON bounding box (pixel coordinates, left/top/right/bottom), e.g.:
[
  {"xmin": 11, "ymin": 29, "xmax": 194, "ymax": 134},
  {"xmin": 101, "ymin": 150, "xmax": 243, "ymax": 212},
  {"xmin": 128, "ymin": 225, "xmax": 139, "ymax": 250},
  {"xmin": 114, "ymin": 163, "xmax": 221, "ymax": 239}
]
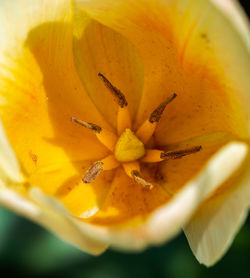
[{"xmin": 1, "ymin": 1, "xmax": 250, "ymax": 277}]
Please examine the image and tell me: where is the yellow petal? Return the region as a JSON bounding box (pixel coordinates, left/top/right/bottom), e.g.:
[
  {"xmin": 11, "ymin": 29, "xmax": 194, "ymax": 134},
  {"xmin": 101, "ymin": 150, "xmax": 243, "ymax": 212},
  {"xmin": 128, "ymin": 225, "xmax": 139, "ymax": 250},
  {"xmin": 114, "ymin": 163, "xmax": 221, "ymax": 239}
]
[
  {"xmin": 2, "ymin": 142, "xmax": 246, "ymax": 253},
  {"xmin": 0, "ymin": 0, "xmax": 113, "ymax": 243},
  {"xmin": 184, "ymin": 158, "xmax": 250, "ymax": 266},
  {"xmin": 0, "ymin": 0, "xmax": 109, "ymax": 196},
  {"xmin": 72, "ymin": 8, "xmax": 144, "ymax": 128},
  {"xmin": 0, "ymin": 124, "xmax": 108, "ymax": 254},
  {"xmin": 1, "ymin": 0, "xmax": 250, "ymax": 259},
  {"xmin": 58, "ymin": 167, "xmax": 115, "ymax": 218},
  {"xmin": 158, "ymin": 131, "xmax": 235, "ymax": 195},
  {"xmin": 72, "ymin": 141, "xmax": 248, "ymax": 250},
  {"xmin": 76, "ymin": 0, "xmax": 250, "ymax": 143},
  {"xmin": 90, "ymin": 168, "xmax": 170, "ymax": 225}
]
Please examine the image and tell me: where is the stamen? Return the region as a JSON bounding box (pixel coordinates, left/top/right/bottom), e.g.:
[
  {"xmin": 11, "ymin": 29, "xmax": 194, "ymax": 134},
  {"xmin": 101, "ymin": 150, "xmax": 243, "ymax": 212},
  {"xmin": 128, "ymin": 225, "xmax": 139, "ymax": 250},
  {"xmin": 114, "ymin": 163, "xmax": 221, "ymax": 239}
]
[
  {"xmin": 160, "ymin": 146, "xmax": 202, "ymax": 160},
  {"xmin": 98, "ymin": 73, "xmax": 128, "ymax": 108},
  {"xmin": 117, "ymin": 106, "xmax": 131, "ymax": 135},
  {"xmin": 72, "ymin": 117, "xmax": 118, "ymax": 151},
  {"xmin": 83, "ymin": 161, "xmax": 104, "ymax": 184},
  {"xmin": 141, "ymin": 149, "xmax": 163, "ymax": 163},
  {"xmin": 101, "ymin": 155, "xmax": 120, "ymax": 171},
  {"xmin": 123, "ymin": 161, "xmax": 140, "ymax": 177},
  {"xmin": 149, "ymin": 93, "xmax": 177, "ymax": 123},
  {"xmin": 131, "ymin": 170, "xmax": 153, "ymax": 190},
  {"xmin": 136, "ymin": 94, "xmax": 177, "ymax": 144},
  {"xmin": 71, "ymin": 118, "xmax": 102, "ymax": 133},
  {"xmin": 122, "ymin": 161, "xmax": 153, "ymax": 190}
]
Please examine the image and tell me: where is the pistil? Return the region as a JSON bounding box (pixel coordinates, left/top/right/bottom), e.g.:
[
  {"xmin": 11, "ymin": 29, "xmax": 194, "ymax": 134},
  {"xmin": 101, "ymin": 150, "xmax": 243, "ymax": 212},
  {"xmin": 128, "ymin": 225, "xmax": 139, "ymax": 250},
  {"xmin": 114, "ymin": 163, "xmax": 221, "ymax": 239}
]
[
  {"xmin": 72, "ymin": 74, "xmax": 202, "ymax": 191},
  {"xmin": 114, "ymin": 128, "xmax": 145, "ymax": 162}
]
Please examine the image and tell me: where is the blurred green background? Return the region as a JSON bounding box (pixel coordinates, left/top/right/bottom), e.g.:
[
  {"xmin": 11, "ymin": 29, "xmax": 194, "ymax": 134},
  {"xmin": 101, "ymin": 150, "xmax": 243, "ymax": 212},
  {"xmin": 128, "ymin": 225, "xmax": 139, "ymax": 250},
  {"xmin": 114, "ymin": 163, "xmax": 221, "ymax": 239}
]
[
  {"xmin": 0, "ymin": 206, "xmax": 250, "ymax": 278},
  {"xmin": 1, "ymin": 1, "xmax": 250, "ymax": 277}
]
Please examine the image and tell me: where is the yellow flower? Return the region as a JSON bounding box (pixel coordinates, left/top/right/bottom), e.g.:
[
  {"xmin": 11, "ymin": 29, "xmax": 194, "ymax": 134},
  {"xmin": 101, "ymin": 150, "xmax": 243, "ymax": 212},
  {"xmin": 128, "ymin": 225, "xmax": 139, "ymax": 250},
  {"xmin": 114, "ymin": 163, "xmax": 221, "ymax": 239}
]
[{"xmin": 0, "ymin": 0, "xmax": 250, "ymax": 266}]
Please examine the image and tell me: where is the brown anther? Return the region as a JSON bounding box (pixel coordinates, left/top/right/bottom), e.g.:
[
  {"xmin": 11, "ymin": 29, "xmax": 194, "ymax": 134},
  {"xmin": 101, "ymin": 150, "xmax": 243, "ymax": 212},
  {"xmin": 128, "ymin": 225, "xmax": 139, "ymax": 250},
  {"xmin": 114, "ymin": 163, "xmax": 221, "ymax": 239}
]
[
  {"xmin": 131, "ymin": 170, "xmax": 153, "ymax": 190},
  {"xmin": 160, "ymin": 145, "xmax": 202, "ymax": 160},
  {"xmin": 72, "ymin": 118, "xmax": 102, "ymax": 133},
  {"xmin": 83, "ymin": 162, "xmax": 104, "ymax": 184},
  {"xmin": 98, "ymin": 73, "xmax": 128, "ymax": 108},
  {"xmin": 149, "ymin": 93, "xmax": 177, "ymax": 123}
]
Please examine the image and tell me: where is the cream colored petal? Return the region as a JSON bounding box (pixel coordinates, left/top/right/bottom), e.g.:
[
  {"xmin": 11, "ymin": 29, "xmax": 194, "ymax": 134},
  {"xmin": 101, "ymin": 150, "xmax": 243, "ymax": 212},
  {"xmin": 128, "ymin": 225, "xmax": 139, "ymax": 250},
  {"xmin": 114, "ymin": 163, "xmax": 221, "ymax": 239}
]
[
  {"xmin": 0, "ymin": 185, "xmax": 108, "ymax": 255},
  {"xmin": 71, "ymin": 142, "xmax": 248, "ymax": 250},
  {"xmin": 184, "ymin": 159, "xmax": 250, "ymax": 266},
  {"xmin": 0, "ymin": 0, "xmax": 71, "ymax": 51},
  {"xmin": 0, "ymin": 120, "xmax": 23, "ymax": 183}
]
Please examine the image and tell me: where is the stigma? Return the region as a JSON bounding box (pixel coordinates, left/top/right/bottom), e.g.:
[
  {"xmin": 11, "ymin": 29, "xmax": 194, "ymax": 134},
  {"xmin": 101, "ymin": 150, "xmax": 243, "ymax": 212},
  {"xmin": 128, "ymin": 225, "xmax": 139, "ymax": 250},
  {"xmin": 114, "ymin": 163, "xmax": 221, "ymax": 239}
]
[{"xmin": 114, "ymin": 128, "xmax": 145, "ymax": 162}]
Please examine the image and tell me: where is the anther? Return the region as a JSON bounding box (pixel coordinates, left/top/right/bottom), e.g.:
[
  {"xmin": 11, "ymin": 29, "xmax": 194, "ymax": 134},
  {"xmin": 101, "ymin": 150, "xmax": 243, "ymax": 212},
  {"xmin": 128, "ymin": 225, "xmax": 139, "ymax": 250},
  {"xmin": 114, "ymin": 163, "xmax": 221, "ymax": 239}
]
[
  {"xmin": 136, "ymin": 93, "xmax": 177, "ymax": 144},
  {"xmin": 98, "ymin": 73, "xmax": 128, "ymax": 108},
  {"xmin": 83, "ymin": 161, "xmax": 104, "ymax": 184},
  {"xmin": 160, "ymin": 146, "xmax": 202, "ymax": 160},
  {"xmin": 149, "ymin": 93, "xmax": 177, "ymax": 123},
  {"xmin": 72, "ymin": 117, "xmax": 118, "ymax": 151},
  {"xmin": 131, "ymin": 170, "xmax": 153, "ymax": 190},
  {"xmin": 72, "ymin": 118, "xmax": 102, "ymax": 133}
]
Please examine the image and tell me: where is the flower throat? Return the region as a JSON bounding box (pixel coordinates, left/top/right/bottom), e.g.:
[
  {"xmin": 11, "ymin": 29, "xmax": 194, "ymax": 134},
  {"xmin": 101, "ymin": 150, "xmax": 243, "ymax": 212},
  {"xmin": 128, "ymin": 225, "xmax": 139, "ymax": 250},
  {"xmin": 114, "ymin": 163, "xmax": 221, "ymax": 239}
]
[{"xmin": 72, "ymin": 73, "xmax": 202, "ymax": 190}]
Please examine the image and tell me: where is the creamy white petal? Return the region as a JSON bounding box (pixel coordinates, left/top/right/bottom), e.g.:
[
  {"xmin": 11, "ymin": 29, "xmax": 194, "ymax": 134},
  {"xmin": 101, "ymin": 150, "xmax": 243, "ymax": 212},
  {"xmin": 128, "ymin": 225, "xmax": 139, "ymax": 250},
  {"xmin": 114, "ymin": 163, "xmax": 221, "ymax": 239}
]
[
  {"xmin": 0, "ymin": 0, "xmax": 72, "ymax": 52},
  {"xmin": 0, "ymin": 186, "xmax": 108, "ymax": 255},
  {"xmin": 0, "ymin": 120, "xmax": 24, "ymax": 183},
  {"xmin": 184, "ymin": 160, "xmax": 250, "ymax": 266}
]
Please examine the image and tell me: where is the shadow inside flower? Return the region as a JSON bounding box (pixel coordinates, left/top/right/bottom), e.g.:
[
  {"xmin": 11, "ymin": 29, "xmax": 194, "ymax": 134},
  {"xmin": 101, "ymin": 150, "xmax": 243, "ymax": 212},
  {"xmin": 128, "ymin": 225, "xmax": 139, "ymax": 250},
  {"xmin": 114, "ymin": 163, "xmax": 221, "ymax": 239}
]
[{"xmin": 24, "ymin": 19, "xmax": 238, "ymax": 224}]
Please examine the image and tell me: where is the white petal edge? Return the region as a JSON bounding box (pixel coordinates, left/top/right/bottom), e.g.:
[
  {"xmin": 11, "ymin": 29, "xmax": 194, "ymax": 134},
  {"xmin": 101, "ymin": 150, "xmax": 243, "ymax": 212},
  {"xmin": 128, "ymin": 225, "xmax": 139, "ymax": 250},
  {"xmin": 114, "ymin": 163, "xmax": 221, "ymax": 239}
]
[
  {"xmin": 211, "ymin": 0, "xmax": 250, "ymax": 49},
  {"xmin": 29, "ymin": 141, "xmax": 248, "ymax": 252},
  {"xmin": 184, "ymin": 159, "xmax": 250, "ymax": 266},
  {"xmin": 0, "ymin": 120, "xmax": 24, "ymax": 183},
  {"xmin": 0, "ymin": 185, "xmax": 108, "ymax": 255},
  {"xmin": 96, "ymin": 141, "xmax": 248, "ymax": 250}
]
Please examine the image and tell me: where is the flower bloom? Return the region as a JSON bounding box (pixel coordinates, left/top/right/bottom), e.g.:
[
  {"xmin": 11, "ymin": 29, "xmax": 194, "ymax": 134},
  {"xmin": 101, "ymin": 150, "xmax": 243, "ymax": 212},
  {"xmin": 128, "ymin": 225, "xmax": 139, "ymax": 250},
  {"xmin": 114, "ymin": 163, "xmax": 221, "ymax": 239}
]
[{"xmin": 0, "ymin": 0, "xmax": 250, "ymax": 266}]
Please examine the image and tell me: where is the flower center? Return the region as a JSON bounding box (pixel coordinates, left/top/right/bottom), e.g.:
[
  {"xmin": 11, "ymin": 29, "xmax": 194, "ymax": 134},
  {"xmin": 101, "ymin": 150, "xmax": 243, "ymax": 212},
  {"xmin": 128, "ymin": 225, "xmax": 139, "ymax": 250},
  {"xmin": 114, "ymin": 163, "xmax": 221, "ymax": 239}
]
[
  {"xmin": 72, "ymin": 73, "xmax": 202, "ymax": 190},
  {"xmin": 115, "ymin": 128, "xmax": 145, "ymax": 162}
]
